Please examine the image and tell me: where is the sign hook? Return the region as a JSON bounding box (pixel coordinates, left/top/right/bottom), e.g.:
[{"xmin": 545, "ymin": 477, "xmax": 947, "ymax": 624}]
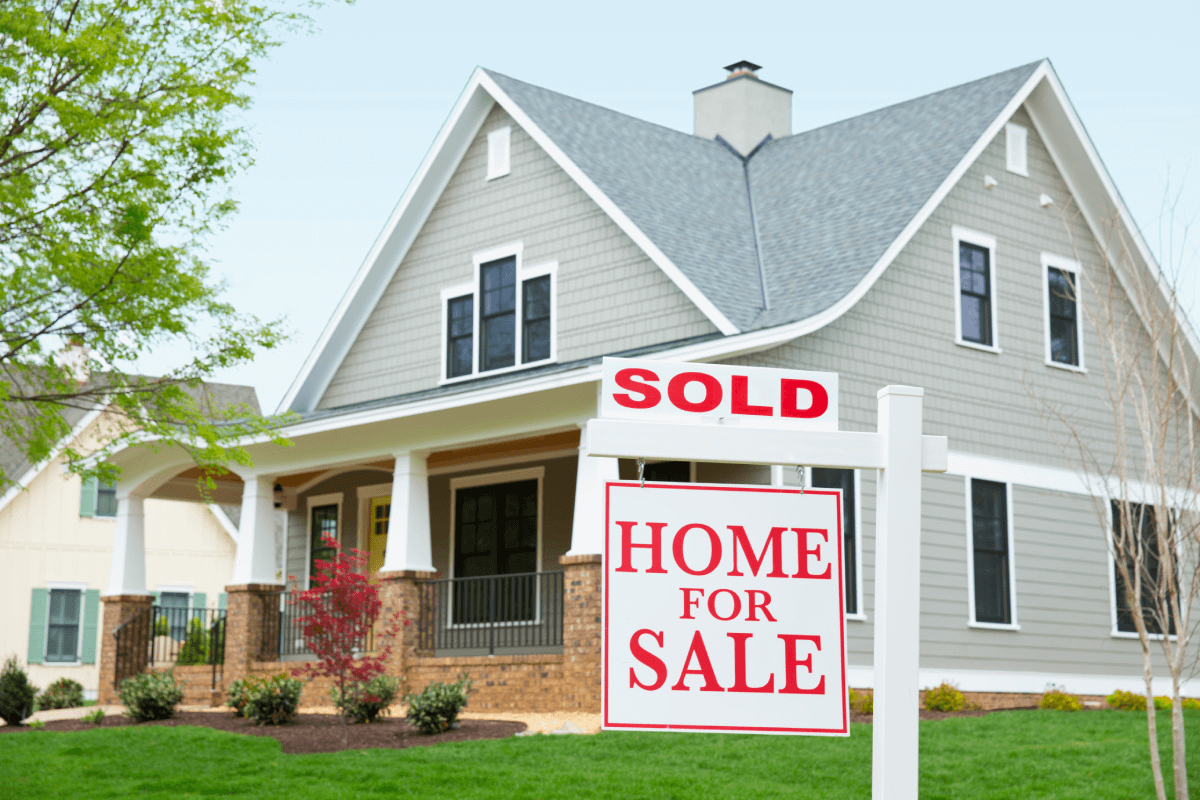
[
  {"xmin": 638, "ymin": 458, "xmax": 646, "ymax": 488},
  {"xmin": 797, "ymin": 465, "xmax": 806, "ymax": 495}
]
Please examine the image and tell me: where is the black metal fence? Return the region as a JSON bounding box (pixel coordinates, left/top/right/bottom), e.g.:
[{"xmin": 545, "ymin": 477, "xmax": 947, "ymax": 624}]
[
  {"xmin": 271, "ymin": 592, "xmax": 376, "ymax": 659},
  {"xmin": 112, "ymin": 605, "xmax": 226, "ymax": 689},
  {"xmin": 417, "ymin": 571, "xmax": 564, "ymax": 655}
]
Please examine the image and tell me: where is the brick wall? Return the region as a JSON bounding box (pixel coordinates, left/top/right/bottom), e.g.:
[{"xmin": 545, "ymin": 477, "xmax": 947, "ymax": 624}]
[
  {"xmin": 97, "ymin": 594, "xmax": 153, "ymax": 705},
  {"xmin": 560, "ymin": 555, "xmax": 602, "ymax": 712},
  {"xmin": 407, "ymin": 654, "xmax": 565, "ymax": 712}
]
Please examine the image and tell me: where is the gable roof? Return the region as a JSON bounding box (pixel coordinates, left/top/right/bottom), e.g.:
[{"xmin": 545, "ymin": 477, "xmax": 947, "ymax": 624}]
[{"xmin": 283, "ymin": 58, "xmax": 1183, "ymax": 418}]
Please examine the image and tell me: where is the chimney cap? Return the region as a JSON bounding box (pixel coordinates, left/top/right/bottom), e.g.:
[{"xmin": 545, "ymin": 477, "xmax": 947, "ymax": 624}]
[{"xmin": 724, "ymin": 60, "xmax": 762, "ymax": 74}]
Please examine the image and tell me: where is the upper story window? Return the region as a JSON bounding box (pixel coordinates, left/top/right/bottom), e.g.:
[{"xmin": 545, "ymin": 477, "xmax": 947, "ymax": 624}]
[
  {"xmin": 486, "ymin": 126, "xmax": 511, "ymax": 180},
  {"xmin": 80, "ymin": 477, "xmax": 118, "ymax": 518},
  {"xmin": 441, "ymin": 243, "xmax": 557, "ymax": 383},
  {"xmin": 1005, "ymin": 123, "xmax": 1028, "ymax": 176},
  {"xmin": 952, "ymin": 227, "xmax": 999, "ymax": 353},
  {"xmin": 1042, "ymin": 253, "xmax": 1085, "ymax": 371}
]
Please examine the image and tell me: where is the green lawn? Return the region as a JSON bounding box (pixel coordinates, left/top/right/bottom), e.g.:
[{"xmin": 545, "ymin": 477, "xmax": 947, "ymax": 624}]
[{"xmin": 4, "ymin": 710, "xmax": 1198, "ymax": 799}]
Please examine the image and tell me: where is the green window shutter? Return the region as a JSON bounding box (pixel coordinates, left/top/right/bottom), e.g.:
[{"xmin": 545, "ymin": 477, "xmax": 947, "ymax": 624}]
[
  {"xmin": 27, "ymin": 589, "xmax": 48, "ymax": 664},
  {"xmin": 218, "ymin": 593, "xmax": 227, "ymax": 611},
  {"xmin": 152, "ymin": 591, "xmax": 160, "ymax": 605},
  {"xmin": 80, "ymin": 590, "xmax": 100, "ymax": 664},
  {"xmin": 79, "ymin": 476, "xmax": 97, "ymax": 517},
  {"xmin": 192, "ymin": 592, "xmax": 206, "ymax": 610}
]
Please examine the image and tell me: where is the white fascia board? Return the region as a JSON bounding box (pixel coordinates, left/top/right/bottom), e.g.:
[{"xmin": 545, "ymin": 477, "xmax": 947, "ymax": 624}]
[
  {"xmin": 0, "ymin": 404, "xmax": 105, "ymax": 516},
  {"xmin": 279, "ymin": 69, "xmax": 498, "ymax": 414},
  {"xmin": 474, "ymin": 71, "xmax": 739, "ymax": 337}
]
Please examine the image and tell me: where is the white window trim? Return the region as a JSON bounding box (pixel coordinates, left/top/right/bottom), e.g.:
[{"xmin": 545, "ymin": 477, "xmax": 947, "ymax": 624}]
[
  {"xmin": 1005, "ymin": 122, "xmax": 1029, "ymax": 177},
  {"xmin": 952, "ymin": 226, "xmax": 1002, "ymax": 354},
  {"xmin": 803, "ymin": 467, "xmax": 866, "ymax": 622},
  {"xmin": 963, "ymin": 477, "xmax": 1020, "ymax": 631},
  {"xmin": 44, "ymin": 582, "xmax": 87, "ymax": 666},
  {"xmin": 1105, "ymin": 500, "xmax": 1178, "ymax": 641},
  {"xmin": 439, "ymin": 241, "xmax": 558, "ymax": 385},
  {"xmin": 356, "ymin": 482, "xmax": 393, "ymax": 557},
  {"xmin": 1041, "ymin": 252, "xmax": 1087, "ymax": 373},
  {"xmin": 486, "ymin": 125, "xmax": 511, "ymax": 181},
  {"xmin": 305, "ymin": 492, "xmax": 344, "ymax": 590},
  {"xmin": 448, "ymin": 466, "xmax": 545, "ymax": 579}
]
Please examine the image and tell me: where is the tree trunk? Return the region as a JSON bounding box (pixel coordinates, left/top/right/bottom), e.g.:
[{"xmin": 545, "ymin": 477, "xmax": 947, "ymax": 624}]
[
  {"xmin": 1172, "ymin": 688, "xmax": 1188, "ymax": 800},
  {"xmin": 1143, "ymin": 650, "xmax": 1167, "ymax": 800}
]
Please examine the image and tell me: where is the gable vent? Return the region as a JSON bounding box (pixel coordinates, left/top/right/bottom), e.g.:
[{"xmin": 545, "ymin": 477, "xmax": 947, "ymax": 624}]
[
  {"xmin": 487, "ymin": 126, "xmax": 511, "ymax": 180},
  {"xmin": 1005, "ymin": 122, "xmax": 1028, "ymax": 176}
]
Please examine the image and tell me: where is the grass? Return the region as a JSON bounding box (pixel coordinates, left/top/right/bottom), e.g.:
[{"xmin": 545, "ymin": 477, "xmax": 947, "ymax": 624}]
[{"xmin": 4, "ymin": 710, "xmax": 1199, "ymax": 799}]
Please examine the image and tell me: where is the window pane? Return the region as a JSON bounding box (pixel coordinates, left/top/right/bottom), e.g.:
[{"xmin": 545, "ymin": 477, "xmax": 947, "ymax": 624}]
[
  {"xmin": 96, "ymin": 482, "xmax": 118, "ymax": 517},
  {"xmin": 480, "ymin": 257, "xmax": 516, "ymax": 371},
  {"xmin": 522, "ymin": 275, "xmax": 551, "ymax": 363},
  {"xmin": 959, "ymin": 243, "xmax": 992, "ymax": 345},
  {"xmin": 46, "ymin": 589, "xmax": 81, "ymax": 662},
  {"xmin": 447, "ymin": 295, "xmax": 473, "ymax": 378},
  {"xmin": 971, "ymin": 479, "xmax": 1010, "ymax": 624},
  {"xmin": 1113, "ymin": 501, "xmax": 1174, "ymax": 635},
  {"xmin": 811, "ymin": 468, "xmax": 857, "ymax": 615},
  {"xmin": 482, "ymin": 313, "xmax": 515, "ymax": 370},
  {"xmin": 1047, "ymin": 268, "xmax": 1078, "ymax": 366},
  {"xmin": 310, "ymin": 504, "xmax": 339, "ymax": 581}
]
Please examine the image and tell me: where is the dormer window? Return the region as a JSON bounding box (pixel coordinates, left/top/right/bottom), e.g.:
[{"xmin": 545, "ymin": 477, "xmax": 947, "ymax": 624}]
[{"xmin": 441, "ymin": 242, "xmax": 557, "ymax": 382}]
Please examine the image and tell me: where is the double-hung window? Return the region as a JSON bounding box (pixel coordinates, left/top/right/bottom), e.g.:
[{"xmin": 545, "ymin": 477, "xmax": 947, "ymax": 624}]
[
  {"xmin": 79, "ymin": 477, "xmax": 118, "ymax": 518},
  {"xmin": 441, "ymin": 244, "xmax": 557, "ymax": 382},
  {"xmin": 28, "ymin": 585, "xmax": 99, "ymax": 666},
  {"xmin": 1042, "ymin": 254, "xmax": 1084, "ymax": 370},
  {"xmin": 967, "ymin": 479, "xmax": 1017, "ymax": 628},
  {"xmin": 953, "ymin": 228, "xmax": 999, "ymax": 351},
  {"xmin": 811, "ymin": 468, "xmax": 860, "ymax": 616},
  {"xmin": 45, "ymin": 588, "xmax": 82, "ymax": 662},
  {"xmin": 1112, "ymin": 501, "xmax": 1175, "ymax": 636}
]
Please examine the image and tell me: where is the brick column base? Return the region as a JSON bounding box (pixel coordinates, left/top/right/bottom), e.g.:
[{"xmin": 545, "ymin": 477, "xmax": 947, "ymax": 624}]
[
  {"xmin": 378, "ymin": 570, "xmax": 437, "ymax": 690},
  {"xmin": 560, "ymin": 554, "xmax": 602, "ymax": 712},
  {"xmin": 97, "ymin": 594, "xmax": 154, "ymax": 705},
  {"xmin": 223, "ymin": 584, "xmax": 284, "ymax": 690}
]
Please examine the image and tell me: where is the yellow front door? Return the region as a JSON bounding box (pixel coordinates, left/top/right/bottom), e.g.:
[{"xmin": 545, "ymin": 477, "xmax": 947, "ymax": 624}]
[{"xmin": 368, "ymin": 495, "xmax": 391, "ymax": 578}]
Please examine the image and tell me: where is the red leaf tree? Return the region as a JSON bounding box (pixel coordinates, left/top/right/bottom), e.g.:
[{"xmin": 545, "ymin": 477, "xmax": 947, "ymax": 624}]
[{"xmin": 290, "ymin": 534, "xmax": 405, "ymax": 734}]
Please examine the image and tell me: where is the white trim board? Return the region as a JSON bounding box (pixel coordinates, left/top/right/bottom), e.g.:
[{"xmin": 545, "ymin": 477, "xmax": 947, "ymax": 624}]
[{"xmin": 845, "ymin": 665, "xmax": 1196, "ymax": 697}]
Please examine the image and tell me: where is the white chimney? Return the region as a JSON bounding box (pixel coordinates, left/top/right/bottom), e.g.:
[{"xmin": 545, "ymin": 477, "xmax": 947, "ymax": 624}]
[{"xmin": 694, "ymin": 61, "xmax": 792, "ymax": 156}]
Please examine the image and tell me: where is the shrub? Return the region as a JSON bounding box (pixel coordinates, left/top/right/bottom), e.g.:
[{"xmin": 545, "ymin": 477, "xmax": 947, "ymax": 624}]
[
  {"xmin": 1184, "ymin": 698, "xmax": 1200, "ymax": 711},
  {"xmin": 924, "ymin": 682, "xmax": 967, "ymax": 712},
  {"xmin": 175, "ymin": 618, "xmax": 211, "ymax": 666},
  {"xmin": 119, "ymin": 671, "xmax": 183, "ymax": 722},
  {"xmin": 848, "ymin": 688, "xmax": 873, "ymax": 715},
  {"xmin": 38, "ymin": 677, "xmax": 85, "ymax": 710},
  {"xmin": 1040, "ymin": 690, "xmax": 1082, "ymax": 711},
  {"xmin": 226, "ymin": 677, "xmax": 251, "ymax": 717},
  {"xmin": 27, "ymin": 719, "xmax": 45, "ymax": 729},
  {"xmin": 82, "ymin": 708, "xmax": 105, "ymax": 726},
  {"xmin": 243, "ymin": 673, "xmax": 303, "ymax": 726},
  {"xmin": 0, "ymin": 656, "xmax": 38, "ymax": 725},
  {"xmin": 331, "ymin": 675, "xmax": 401, "ymax": 724},
  {"xmin": 153, "ymin": 615, "xmax": 170, "ymax": 637},
  {"xmin": 1107, "ymin": 689, "xmax": 1147, "ymax": 711},
  {"xmin": 1154, "ymin": 695, "xmax": 1173, "ymax": 710},
  {"xmin": 405, "ymin": 674, "xmax": 473, "ymax": 735}
]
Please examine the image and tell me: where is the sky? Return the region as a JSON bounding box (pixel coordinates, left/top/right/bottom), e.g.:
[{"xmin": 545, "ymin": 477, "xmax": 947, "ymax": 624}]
[{"xmin": 160, "ymin": 0, "xmax": 1200, "ymax": 413}]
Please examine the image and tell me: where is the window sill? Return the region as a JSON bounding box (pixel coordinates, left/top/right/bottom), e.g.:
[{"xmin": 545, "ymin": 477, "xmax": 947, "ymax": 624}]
[
  {"xmin": 42, "ymin": 661, "xmax": 83, "ymax": 667},
  {"xmin": 1111, "ymin": 629, "xmax": 1175, "ymax": 641},
  {"xmin": 955, "ymin": 339, "xmax": 1002, "ymax": 355},
  {"xmin": 1044, "ymin": 359, "xmax": 1087, "ymax": 374},
  {"xmin": 969, "ymin": 621, "xmax": 1020, "ymax": 631},
  {"xmin": 440, "ymin": 357, "xmax": 557, "ymax": 386},
  {"xmin": 845, "ymin": 613, "xmax": 868, "ymax": 622}
]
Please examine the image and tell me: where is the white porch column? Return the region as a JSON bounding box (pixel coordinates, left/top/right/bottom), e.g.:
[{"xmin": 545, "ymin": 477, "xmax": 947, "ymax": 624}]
[
  {"xmin": 871, "ymin": 386, "xmax": 925, "ymax": 800},
  {"xmin": 380, "ymin": 451, "xmax": 435, "ymax": 573},
  {"xmin": 567, "ymin": 421, "xmax": 620, "ymax": 556},
  {"xmin": 231, "ymin": 474, "xmax": 283, "ymax": 585},
  {"xmin": 106, "ymin": 493, "xmax": 149, "ymax": 595}
]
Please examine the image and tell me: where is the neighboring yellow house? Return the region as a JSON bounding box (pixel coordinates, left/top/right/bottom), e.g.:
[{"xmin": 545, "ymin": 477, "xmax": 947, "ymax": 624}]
[{"xmin": 0, "ymin": 386, "xmax": 256, "ymax": 699}]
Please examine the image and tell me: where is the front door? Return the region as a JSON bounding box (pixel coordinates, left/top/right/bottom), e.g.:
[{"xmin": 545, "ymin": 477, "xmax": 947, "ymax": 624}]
[{"xmin": 367, "ymin": 496, "xmax": 390, "ymax": 577}]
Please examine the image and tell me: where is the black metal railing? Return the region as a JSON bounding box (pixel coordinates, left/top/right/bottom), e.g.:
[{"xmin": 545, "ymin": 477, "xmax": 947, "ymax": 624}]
[
  {"xmin": 417, "ymin": 571, "xmax": 563, "ymax": 655},
  {"xmin": 112, "ymin": 605, "xmax": 226, "ymax": 689},
  {"xmin": 272, "ymin": 592, "xmax": 376, "ymax": 659}
]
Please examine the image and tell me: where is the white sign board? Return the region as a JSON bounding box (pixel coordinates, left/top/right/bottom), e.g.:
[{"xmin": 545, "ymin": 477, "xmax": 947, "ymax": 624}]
[
  {"xmin": 603, "ymin": 481, "xmax": 849, "ymax": 736},
  {"xmin": 600, "ymin": 357, "xmax": 839, "ymax": 431}
]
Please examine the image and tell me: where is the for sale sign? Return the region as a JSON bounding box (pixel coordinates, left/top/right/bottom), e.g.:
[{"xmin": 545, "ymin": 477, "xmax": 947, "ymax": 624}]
[{"xmin": 603, "ymin": 482, "xmax": 849, "ymax": 736}]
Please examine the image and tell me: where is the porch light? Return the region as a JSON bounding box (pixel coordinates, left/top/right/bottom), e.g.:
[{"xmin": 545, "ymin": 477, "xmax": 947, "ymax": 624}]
[{"xmin": 273, "ymin": 483, "xmax": 283, "ymax": 508}]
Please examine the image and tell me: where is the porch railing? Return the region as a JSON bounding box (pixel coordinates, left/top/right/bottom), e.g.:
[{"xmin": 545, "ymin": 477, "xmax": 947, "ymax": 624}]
[
  {"xmin": 270, "ymin": 592, "xmax": 376, "ymax": 659},
  {"xmin": 112, "ymin": 605, "xmax": 226, "ymax": 689},
  {"xmin": 417, "ymin": 571, "xmax": 564, "ymax": 655}
]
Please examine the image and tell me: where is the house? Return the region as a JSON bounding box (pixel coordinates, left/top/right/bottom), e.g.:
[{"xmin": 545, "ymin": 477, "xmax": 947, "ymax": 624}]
[
  {"xmin": 2, "ymin": 385, "xmax": 258, "ymax": 701},
  {"xmin": 95, "ymin": 59, "xmax": 1188, "ymax": 710}
]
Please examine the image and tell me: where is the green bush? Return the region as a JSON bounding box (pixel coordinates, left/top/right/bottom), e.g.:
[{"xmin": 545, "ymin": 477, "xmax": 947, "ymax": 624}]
[
  {"xmin": 848, "ymin": 688, "xmax": 873, "ymax": 715},
  {"xmin": 226, "ymin": 677, "xmax": 251, "ymax": 717},
  {"xmin": 1184, "ymin": 698, "xmax": 1200, "ymax": 711},
  {"xmin": 243, "ymin": 673, "xmax": 303, "ymax": 726},
  {"xmin": 1107, "ymin": 689, "xmax": 1147, "ymax": 711},
  {"xmin": 1154, "ymin": 695, "xmax": 1173, "ymax": 710},
  {"xmin": 175, "ymin": 618, "xmax": 210, "ymax": 666},
  {"xmin": 924, "ymin": 682, "xmax": 967, "ymax": 712},
  {"xmin": 38, "ymin": 677, "xmax": 85, "ymax": 710},
  {"xmin": 0, "ymin": 656, "xmax": 38, "ymax": 725},
  {"xmin": 82, "ymin": 707, "xmax": 105, "ymax": 725},
  {"xmin": 1040, "ymin": 690, "xmax": 1083, "ymax": 711},
  {"xmin": 153, "ymin": 615, "xmax": 170, "ymax": 637},
  {"xmin": 331, "ymin": 675, "xmax": 401, "ymax": 724},
  {"xmin": 119, "ymin": 671, "xmax": 183, "ymax": 722},
  {"xmin": 405, "ymin": 673, "xmax": 473, "ymax": 735}
]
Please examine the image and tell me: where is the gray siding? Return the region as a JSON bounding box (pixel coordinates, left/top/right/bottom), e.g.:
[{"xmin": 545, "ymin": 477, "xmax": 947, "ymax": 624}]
[{"xmin": 318, "ymin": 105, "xmax": 717, "ymax": 409}]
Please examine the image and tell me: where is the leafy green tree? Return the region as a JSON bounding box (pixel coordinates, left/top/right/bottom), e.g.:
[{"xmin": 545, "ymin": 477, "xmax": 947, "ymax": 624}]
[{"xmin": 0, "ymin": 0, "xmax": 315, "ymax": 487}]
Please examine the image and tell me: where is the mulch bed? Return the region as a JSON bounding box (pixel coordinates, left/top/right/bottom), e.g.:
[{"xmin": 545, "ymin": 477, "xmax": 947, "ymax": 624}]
[
  {"xmin": 0, "ymin": 712, "xmax": 525, "ymax": 754},
  {"xmin": 850, "ymin": 706, "xmax": 1039, "ymax": 724}
]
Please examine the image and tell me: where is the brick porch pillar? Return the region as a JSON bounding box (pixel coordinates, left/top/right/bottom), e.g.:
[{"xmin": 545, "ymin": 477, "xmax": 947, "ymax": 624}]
[
  {"xmin": 97, "ymin": 594, "xmax": 154, "ymax": 705},
  {"xmin": 560, "ymin": 554, "xmax": 602, "ymax": 712},
  {"xmin": 378, "ymin": 570, "xmax": 436, "ymax": 691},
  {"xmin": 223, "ymin": 584, "xmax": 284, "ymax": 690}
]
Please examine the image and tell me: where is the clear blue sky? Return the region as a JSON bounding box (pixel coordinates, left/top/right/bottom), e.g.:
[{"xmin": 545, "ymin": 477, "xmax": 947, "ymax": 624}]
[{"xmin": 165, "ymin": 0, "xmax": 1199, "ymax": 412}]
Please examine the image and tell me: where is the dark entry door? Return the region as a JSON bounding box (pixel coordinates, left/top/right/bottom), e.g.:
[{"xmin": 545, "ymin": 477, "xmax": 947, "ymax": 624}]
[{"xmin": 452, "ymin": 479, "xmax": 539, "ymax": 625}]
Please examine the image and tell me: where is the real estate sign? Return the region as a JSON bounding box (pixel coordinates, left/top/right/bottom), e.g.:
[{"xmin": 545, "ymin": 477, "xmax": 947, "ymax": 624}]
[{"xmin": 602, "ymin": 481, "xmax": 849, "ymax": 736}]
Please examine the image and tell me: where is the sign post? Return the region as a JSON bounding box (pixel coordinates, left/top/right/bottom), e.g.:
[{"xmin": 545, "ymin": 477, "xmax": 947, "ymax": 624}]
[{"xmin": 589, "ymin": 357, "xmax": 947, "ymax": 800}]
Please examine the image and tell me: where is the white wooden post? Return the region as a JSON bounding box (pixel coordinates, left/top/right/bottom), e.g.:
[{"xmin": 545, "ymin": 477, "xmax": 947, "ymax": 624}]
[
  {"xmin": 872, "ymin": 386, "xmax": 925, "ymax": 800},
  {"xmin": 567, "ymin": 422, "xmax": 620, "ymax": 556},
  {"xmin": 380, "ymin": 451, "xmax": 435, "ymax": 573},
  {"xmin": 106, "ymin": 493, "xmax": 149, "ymax": 595},
  {"xmin": 231, "ymin": 474, "xmax": 283, "ymax": 585}
]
